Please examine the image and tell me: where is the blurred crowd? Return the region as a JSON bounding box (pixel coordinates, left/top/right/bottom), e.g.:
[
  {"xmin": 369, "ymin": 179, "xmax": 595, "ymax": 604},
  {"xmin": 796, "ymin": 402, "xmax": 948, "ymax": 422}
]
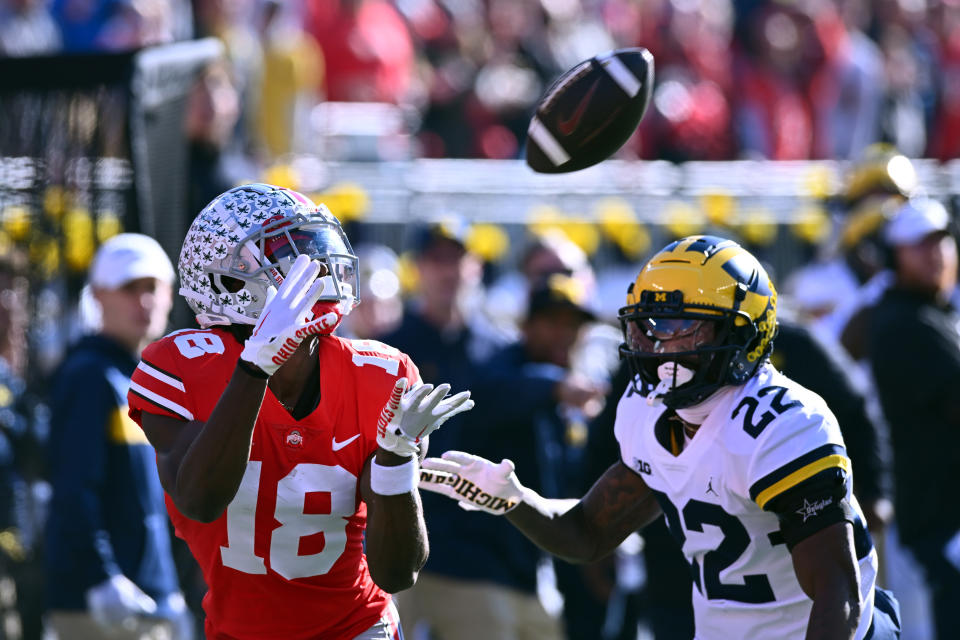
[{"xmin": 5, "ymin": 0, "xmax": 960, "ymax": 164}]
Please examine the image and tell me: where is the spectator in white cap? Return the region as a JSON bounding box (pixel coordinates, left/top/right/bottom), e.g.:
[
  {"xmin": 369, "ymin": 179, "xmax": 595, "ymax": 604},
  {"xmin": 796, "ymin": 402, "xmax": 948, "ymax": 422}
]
[
  {"xmin": 884, "ymin": 198, "xmax": 953, "ymax": 298},
  {"xmin": 79, "ymin": 233, "xmax": 176, "ymax": 352},
  {"xmin": 834, "ymin": 197, "xmax": 952, "ymax": 361},
  {"xmin": 45, "ymin": 233, "xmax": 194, "ymax": 640},
  {"xmin": 868, "ymin": 197, "xmax": 960, "ymax": 640}
]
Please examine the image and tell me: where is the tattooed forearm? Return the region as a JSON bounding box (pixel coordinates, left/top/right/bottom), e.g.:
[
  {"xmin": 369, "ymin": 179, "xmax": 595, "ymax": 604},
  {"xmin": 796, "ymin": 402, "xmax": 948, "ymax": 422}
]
[
  {"xmin": 506, "ymin": 462, "xmax": 659, "ymax": 563},
  {"xmin": 574, "ymin": 462, "xmax": 661, "ymax": 558},
  {"xmin": 583, "ymin": 462, "xmax": 661, "ymax": 547}
]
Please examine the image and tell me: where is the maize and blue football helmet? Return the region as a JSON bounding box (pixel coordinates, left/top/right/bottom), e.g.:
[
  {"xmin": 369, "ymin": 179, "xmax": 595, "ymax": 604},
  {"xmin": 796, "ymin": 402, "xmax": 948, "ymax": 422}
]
[{"xmin": 618, "ymin": 235, "xmax": 778, "ymax": 408}]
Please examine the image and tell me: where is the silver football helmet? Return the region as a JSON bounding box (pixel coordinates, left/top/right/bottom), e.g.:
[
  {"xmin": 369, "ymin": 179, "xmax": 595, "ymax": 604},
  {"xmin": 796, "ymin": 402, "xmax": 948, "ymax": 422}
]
[{"xmin": 178, "ymin": 183, "xmax": 360, "ymax": 328}]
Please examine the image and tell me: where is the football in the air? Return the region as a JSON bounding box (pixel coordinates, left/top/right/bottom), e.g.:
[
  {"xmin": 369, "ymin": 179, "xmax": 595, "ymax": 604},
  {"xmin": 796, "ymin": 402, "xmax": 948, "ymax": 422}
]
[{"xmin": 525, "ymin": 47, "xmax": 654, "ymax": 174}]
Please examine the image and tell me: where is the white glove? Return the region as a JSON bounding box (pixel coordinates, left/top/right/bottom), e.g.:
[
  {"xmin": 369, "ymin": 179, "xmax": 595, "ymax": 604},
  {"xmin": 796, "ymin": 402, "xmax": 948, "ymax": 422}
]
[
  {"xmin": 431, "ymin": 391, "xmax": 476, "ymax": 429},
  {"xmin": 419, "ymin": 450, "xmax": 525, "ymax": 514},
  {"xmin": 376, "ymin": 378, "xmax": 474, "ymax": 457},
  {"xmin": 241, "ymin": 255, "xmax": 339, "ymax": 376},
  {"xmin": 86, "ymin": 574, "xmax": 157, "ymax": 632}
]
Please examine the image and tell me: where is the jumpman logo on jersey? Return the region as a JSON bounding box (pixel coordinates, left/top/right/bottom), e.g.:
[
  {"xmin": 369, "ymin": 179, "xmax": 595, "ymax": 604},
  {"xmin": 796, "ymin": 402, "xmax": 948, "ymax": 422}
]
[{"xmin": 706, "ymin": 477, "xmax": 718, "ymax": 497}]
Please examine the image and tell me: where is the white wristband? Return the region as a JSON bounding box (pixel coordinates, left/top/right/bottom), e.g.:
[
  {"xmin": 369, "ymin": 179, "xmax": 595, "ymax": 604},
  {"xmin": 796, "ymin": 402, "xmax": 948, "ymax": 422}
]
[{"xmin": 370, "ymin": 458, "xmax": 418, "ymax": 496}]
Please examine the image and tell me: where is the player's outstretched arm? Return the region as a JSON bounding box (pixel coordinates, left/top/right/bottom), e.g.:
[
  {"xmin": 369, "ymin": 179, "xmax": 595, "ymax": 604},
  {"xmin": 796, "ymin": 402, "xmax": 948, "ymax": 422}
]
[
  {"xmin": 362, "ymin": 378, "xmax": 474, "ymax": 592},
  {"xmin": 792, "ymin": 522, "xmax": 863, "ymax": 640},
  {"xmin": 515, "ymin": 461, "xmax": 663, "ymax": 563},
  {"xmin": 420, "ymin": 452, "xmax": 661, "ymax": 564}
]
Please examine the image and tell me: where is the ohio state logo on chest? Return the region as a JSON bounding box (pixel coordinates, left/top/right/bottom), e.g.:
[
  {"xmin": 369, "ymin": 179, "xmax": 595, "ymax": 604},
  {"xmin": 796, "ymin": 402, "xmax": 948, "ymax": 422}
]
[{"xmin": 285, "ymin": 429, "xmax": 303, "ymax": 448}]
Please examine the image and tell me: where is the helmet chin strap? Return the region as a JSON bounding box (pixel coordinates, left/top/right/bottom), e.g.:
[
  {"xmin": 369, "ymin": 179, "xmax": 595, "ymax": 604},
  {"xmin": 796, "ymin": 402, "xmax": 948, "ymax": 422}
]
[{"xmin": 647, "ymin": 362, "xmax": 695, "ymax": 406}]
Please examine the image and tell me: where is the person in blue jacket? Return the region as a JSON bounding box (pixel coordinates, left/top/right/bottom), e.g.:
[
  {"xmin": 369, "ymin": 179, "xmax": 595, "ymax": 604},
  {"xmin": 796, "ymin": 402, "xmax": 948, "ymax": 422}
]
[
  {"xmin": 45, "ymin": 234, "xmax": 192, "ymax": 640},
  {"xmin": 398, "ymin": 272, "xmax": 606, "ymax": 640},
  {"xmin": 378, "ymin": 220, "xmax": 511, "ymax": 635}
]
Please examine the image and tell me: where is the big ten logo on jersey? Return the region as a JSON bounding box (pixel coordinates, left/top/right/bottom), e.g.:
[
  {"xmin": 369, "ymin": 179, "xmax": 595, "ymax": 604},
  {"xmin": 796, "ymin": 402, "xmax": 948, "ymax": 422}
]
[
  {"xmin": 349, "ymin": 339, "xmax": 403, "ymax": 376},
  {"xmin": 173, "ymin": 330, "xmax": 226, "ymax": 359},
  {"xmin": 631, "ymin": 457, "xmax": 652, "ymax": 474}
]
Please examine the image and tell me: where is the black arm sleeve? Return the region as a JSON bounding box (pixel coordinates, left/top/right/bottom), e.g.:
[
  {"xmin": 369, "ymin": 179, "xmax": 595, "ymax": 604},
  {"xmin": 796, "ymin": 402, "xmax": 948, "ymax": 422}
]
[{"xmin": 764, "ymin": 467, "xmax": 856, "ymax": 550}]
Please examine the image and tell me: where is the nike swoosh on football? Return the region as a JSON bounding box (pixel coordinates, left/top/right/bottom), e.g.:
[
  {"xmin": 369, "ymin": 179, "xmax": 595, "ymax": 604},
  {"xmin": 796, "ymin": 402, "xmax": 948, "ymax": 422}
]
[
  {"xmin": 332, "ymin": 434, "xmax": 360, "ymax": 451},
  {"xmin": 556, "ymin": 79, "xmax": 601, "ymax": 136}
]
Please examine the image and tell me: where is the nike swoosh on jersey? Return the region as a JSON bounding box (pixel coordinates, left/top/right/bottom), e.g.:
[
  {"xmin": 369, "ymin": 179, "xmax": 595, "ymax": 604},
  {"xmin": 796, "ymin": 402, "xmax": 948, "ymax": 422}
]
[
  {"xmin": 556, "ymin": 79, "xmax": 600, "ymax": 136},
  {"xmin": 332, "ymin": 434, "xmax": 360, "ymax": 451}
]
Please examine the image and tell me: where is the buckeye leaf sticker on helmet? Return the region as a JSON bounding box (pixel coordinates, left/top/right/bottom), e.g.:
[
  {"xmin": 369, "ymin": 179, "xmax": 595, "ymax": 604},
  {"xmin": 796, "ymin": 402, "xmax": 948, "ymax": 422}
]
[{"xmin": 178, "ymin": 183, "xmax": 360, "ymax": 329}]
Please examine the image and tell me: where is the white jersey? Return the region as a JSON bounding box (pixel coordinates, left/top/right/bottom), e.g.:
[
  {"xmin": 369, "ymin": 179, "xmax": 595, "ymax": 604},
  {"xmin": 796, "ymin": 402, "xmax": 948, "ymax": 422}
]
[{"xmin": 614, "ymin": 364, "xmax": 878, "ymax": 640}]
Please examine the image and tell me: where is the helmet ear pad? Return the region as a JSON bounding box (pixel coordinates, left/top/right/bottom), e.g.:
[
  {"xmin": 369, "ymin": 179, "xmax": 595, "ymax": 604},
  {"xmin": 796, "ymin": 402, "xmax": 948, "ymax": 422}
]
[
  {"xmin": 726, "ymin": 312, "xmax": 778, "ymax": 385},
  {"xmin": 725, "ymin": 320, "xmax": 761, "ymax": 384}
]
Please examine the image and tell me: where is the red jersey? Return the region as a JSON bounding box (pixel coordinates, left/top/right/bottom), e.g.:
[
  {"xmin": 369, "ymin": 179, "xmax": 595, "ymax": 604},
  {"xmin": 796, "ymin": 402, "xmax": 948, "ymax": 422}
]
[{"xmin": 127, "ymin": 328, "xmax": 420, "ymax": 639}]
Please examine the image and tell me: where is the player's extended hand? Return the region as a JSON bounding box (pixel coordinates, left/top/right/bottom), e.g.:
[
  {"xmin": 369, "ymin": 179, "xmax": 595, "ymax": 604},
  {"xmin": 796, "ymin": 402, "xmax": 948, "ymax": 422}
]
[
  {"xmin": 376, "ymin": 378, "xmax": 474, "ymax": 457},
  {"xmin": 419, "ymin": 450, "xmax": 525, "ymax": 515},
  {"xmin": 86, "ymin": 574, "xmax": 157, "ymax": 632},
  {"xmin": 240, "ymin": 254, "xmax": 340, "ymax": 376}
]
